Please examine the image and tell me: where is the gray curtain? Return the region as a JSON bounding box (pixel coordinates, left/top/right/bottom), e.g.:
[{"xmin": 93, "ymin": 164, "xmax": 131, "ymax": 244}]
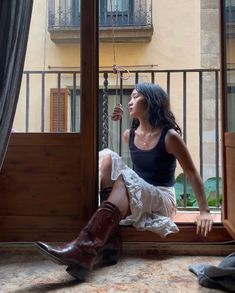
[{"xmin": 0, "ymin": 0, "xmax": 33, "ymax": 169}]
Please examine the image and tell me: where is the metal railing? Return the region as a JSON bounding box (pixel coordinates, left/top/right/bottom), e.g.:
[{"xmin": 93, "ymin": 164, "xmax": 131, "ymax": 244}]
[
  {"xmin": 48, "ymin": 0, "xmax": 152, "ymax": 29},
  {"xmin": 226, "ymin": 5, "xmax": 235, "ymax": 23},
  {"xmin": 16, "ymin": 68, "xmax": 222, "ymax": 210}
]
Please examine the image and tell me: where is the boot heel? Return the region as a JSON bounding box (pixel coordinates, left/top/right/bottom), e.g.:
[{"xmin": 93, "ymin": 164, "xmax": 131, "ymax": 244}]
[{"xmin": 66, "ymin": 264, "xmax": 89, "ymax": 281}]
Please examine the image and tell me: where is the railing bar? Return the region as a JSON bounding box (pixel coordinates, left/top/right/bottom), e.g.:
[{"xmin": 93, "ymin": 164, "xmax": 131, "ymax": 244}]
[
  {"xmin": 215, "ymin": 71, "xmax": 220, "ymax": 207},
  {"xmin": 41, "ymin": 72, "xmax": 45, "ymax": 132},
  {"xmin": 58, "ymin": 0, "xmax": 62, "ymax": 26},
  {"xmin": 25, "ymin": 73, "xmax": 30, "ymax": 132},
  {"xmin": 104, "ymin": 0, "xmax": 107, "ymax": 25},
  {"xmin": 135, "ymin": 72, "xmax": 139, "ymax": 84},
  {"xmin": 23, "ymin": 69, "xmax": 221, "ymax": 74},
  {"xmin": 183, "ymin": 72, "xmax": 187, "ymax": 207},
  {"xmin": 167, "ymin": 71, "xmax": 170, "ymax": 98},
  {"xmin": 72, "ymin": 73, "xmax": 77, "ymax": 132},
  {"xmin": 183, "ymin": 72, "xmax": 187, "ymax": 143},
  {"xmin": 151, "ymin": 71, "xmax": 154, "ymax": 83},
  {"xmin": 119, "ymin": 72, "xmax": 123, "ymax": 156},
  {"xmin": 48, "ymin": 0, "xmax": 55, "ymax": 28},
  {"xmin": 24, "ymin": 70, "xmax": 81, "ymax": 74},
  {"xmin": 199, "ymin": 71, "xmax": 203, "ymax": 178},
  {"xmin": 99, "ymin": 68, "xmax": 221, "ymax": 74},
  {"xmin": 57, "ymin": 72, "xmax": 61, "ymax": 133}
]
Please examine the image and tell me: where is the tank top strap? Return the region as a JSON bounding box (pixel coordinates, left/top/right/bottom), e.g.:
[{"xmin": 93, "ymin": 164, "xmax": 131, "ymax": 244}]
[
  {"xmin": 160, "ymin": 127, "xmax": 168, "ymax": 141},
  {"xmin": 158, "ymin": 127, "xmax": 169, "ymax": 151},
  {"xmin": 129, "ymin": 128, "xmax": 135, "ymax": 148}
]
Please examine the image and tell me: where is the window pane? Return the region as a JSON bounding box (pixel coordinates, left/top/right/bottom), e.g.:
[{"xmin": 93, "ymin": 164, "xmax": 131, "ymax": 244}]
[{"xmin": 107, "ymin": 0, "xmax": 129, "ymax": 12}]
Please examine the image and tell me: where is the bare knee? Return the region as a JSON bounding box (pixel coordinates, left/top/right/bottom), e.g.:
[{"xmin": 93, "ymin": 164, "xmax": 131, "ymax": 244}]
[
  {"xmin": 100, "ymin": 154, "xmax": 112, "ymax": 173},
  {"xmin": 113, "ymin": 174, "xmax": 126, "ymax": 189},
  {"xmin": 108, "ymin": 175, "xmax": 131, "ymax": 218},
  {"xmin": 100, "ymin": 154, "xmax": 113, "ymax": 189}
]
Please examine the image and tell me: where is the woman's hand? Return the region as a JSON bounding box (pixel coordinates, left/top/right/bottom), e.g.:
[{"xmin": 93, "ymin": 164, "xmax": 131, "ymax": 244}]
[
  {"xmin": 195, "ymin": 211, "xmax": 213, "ymax": 237},
  {"xmin": 111, "ymin": 104, "xmax": 123, "ymax": 121}
]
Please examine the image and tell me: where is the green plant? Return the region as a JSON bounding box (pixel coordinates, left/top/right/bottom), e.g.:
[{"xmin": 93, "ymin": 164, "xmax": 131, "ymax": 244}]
[{"xmin": 174, "ymin": 173, "xmax": 222, "ymax": 207}]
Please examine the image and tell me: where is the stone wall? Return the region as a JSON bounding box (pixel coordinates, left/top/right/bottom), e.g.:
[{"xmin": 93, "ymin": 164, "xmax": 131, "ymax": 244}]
[{"xmin": 200, "ymin": 0, "xmax": 221, "ymax": 180}]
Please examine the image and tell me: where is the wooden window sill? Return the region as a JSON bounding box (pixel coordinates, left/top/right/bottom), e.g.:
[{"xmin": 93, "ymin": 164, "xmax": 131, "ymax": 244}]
[
  {"xmin": 174, "ymin": 211, "xmax": 221, "ymax": 223},
  {"xmin": 121, "ymin": 212, "xmax": 232, "ymax": 243}
]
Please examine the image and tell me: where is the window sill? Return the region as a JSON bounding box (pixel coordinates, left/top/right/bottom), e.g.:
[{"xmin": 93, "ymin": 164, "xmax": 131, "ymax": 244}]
[
  {"xmin": 174, "ymin": 211, "xmax": 221, "ymax": 223},
  {"xmin": 121, "ymin": 212, "xmax": 231, "ymax": 243}
]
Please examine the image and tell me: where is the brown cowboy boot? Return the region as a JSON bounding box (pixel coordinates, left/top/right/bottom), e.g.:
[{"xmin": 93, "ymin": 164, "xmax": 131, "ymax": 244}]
[
  {"xmin": 100, "ymin": 187, "xmax": 122, "ymax": 265},
  {"xmin": 35, "ymin": 200, "xmax": 121, "ymax": 280}
]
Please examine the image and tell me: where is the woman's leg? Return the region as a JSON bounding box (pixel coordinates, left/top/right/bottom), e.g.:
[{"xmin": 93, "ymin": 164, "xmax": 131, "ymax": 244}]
[
  {"xmin": 99, "ymin": 154, "xmax": 130, "ymax": 265},
  {"xmin": 100, "ymin": 154, "xmax": 131, "ymax": 217},
  {"xmin": 108, "ymin": 175, "xmax": 131, "ymax": 218},
  {"xmin": 100, "ymin": 154, "xmax": 114, "ymax": 190},
  {"xmin": 35, "ymin": 154, "xmax": 131, "ymax": 279},
  {"xmin": 36, "ymin": 200, "xmax": 122, "ymax": 280}
]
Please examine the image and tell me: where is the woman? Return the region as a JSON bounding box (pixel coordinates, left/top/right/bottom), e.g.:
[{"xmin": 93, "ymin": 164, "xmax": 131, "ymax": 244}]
[{"xmin": 36, "ymin": 83, "xmax": 213, "ymax": 280}]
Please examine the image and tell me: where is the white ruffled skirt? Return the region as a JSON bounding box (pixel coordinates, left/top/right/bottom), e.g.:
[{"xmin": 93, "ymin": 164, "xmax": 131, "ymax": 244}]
[{"xmin": 99, "ymin": 148, "xmax": 179, "ymax": 238}]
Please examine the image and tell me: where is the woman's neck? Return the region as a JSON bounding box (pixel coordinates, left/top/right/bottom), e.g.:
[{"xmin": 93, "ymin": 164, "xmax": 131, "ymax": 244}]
[
  {"xmin": 134, "ymin": 122, "xmax": 162, "ymax": 149},
  {"xmin": 137, "ymin": 119, "xmax": 158, "ymax": 134}
]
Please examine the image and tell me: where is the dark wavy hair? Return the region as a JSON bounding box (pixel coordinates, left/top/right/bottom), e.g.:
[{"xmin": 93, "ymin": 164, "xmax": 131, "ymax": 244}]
[{"xmin": 131, "ymin": 83, "xmax": 182, "ymax": 135}]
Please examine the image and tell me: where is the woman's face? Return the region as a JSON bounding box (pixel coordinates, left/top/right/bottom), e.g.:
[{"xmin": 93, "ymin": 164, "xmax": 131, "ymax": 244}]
[{"xmin": 128, "ymin": 89, "xmax": 148, "ymax": 119}]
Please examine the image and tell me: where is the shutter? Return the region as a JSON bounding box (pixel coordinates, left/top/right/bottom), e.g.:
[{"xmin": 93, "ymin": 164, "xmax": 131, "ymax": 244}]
[{"xmin": 50, "ymin": 88, "xmax": 68, "ymax": 132}]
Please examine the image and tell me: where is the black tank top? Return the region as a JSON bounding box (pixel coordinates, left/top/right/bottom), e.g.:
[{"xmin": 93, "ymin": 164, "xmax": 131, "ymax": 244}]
[{"xmin": 129, "ymin": 128, "xmax": 176, "ymax": 187}]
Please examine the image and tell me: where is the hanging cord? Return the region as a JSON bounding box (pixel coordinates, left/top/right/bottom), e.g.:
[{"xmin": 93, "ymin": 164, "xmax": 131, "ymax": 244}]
[
  {"xmin": 110, "ymin": 0, "xmax": 131, "ymax": 102},
  {"xmin": 103, "ymin": 1, "xmax": 131, "ymax": 151}
]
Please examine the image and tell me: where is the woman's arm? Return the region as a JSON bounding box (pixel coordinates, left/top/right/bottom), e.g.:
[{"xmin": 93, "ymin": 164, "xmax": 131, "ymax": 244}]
[
  {"xmin": 111, "ymin": 104, "xmax": 123, "ymax": 121},
  {"xmin": 123, "ymin": 129, "xmax": 130, "ymax": 145},
  {"xmin": 165, "ymin": 129, "xmax": 213, "ymax": 237},
  {"xmin": 111, "ymin": 104, "xmax": 130, "ymax": 145}
]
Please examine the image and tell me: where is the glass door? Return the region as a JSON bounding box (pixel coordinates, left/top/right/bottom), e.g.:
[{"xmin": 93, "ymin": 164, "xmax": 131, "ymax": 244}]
[
  {"xmin": 221, "ymin": 0, "xmax": 235, "ymax": 238},
  {"xmin": 224, "ymin": 0, "xmax": 235, "ymax": 131}
]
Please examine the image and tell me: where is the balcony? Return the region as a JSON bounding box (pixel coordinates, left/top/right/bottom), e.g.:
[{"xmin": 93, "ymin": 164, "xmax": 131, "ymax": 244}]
[
  {"xmin": 14, "ymin": 68, "xmax": 223, "ymax": 213},
  {"xmin": 48, "ymin": 0, "xmax": 153, "ymax": 43}
]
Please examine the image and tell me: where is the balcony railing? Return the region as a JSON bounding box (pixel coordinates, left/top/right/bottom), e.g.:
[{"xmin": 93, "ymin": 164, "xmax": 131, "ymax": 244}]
[
  {"xmin": 226, "ymin": 6, "xmax": 235, "ymax": 23},
  {"xmin": 48, "ymin": 0, "xmax": 153, "ymax": 43},
  {"xmin": 48, "ymin": 0, "xmax": 152, "ymax": 29},
  {"xmin": 15, "ymin": 68, "xmax": 222, "ymax": 211}
]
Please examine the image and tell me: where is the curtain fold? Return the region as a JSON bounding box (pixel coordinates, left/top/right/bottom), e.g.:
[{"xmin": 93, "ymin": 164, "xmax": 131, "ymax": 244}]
[{"xmin": 0, "ymin": 0, "xmax": 33, "ymax": 169}]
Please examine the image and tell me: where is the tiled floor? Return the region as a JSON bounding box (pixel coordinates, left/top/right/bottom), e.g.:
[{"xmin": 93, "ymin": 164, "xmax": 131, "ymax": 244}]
[{"xmin": 0, "ymin": 251, "xmax": 227, "ymax": 293}]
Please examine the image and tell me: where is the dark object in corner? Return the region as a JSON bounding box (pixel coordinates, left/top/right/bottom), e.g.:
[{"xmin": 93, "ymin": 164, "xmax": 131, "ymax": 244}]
[{"xmin": 189, "ymin": 252, "xmax": 235, "ymax": 292}]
